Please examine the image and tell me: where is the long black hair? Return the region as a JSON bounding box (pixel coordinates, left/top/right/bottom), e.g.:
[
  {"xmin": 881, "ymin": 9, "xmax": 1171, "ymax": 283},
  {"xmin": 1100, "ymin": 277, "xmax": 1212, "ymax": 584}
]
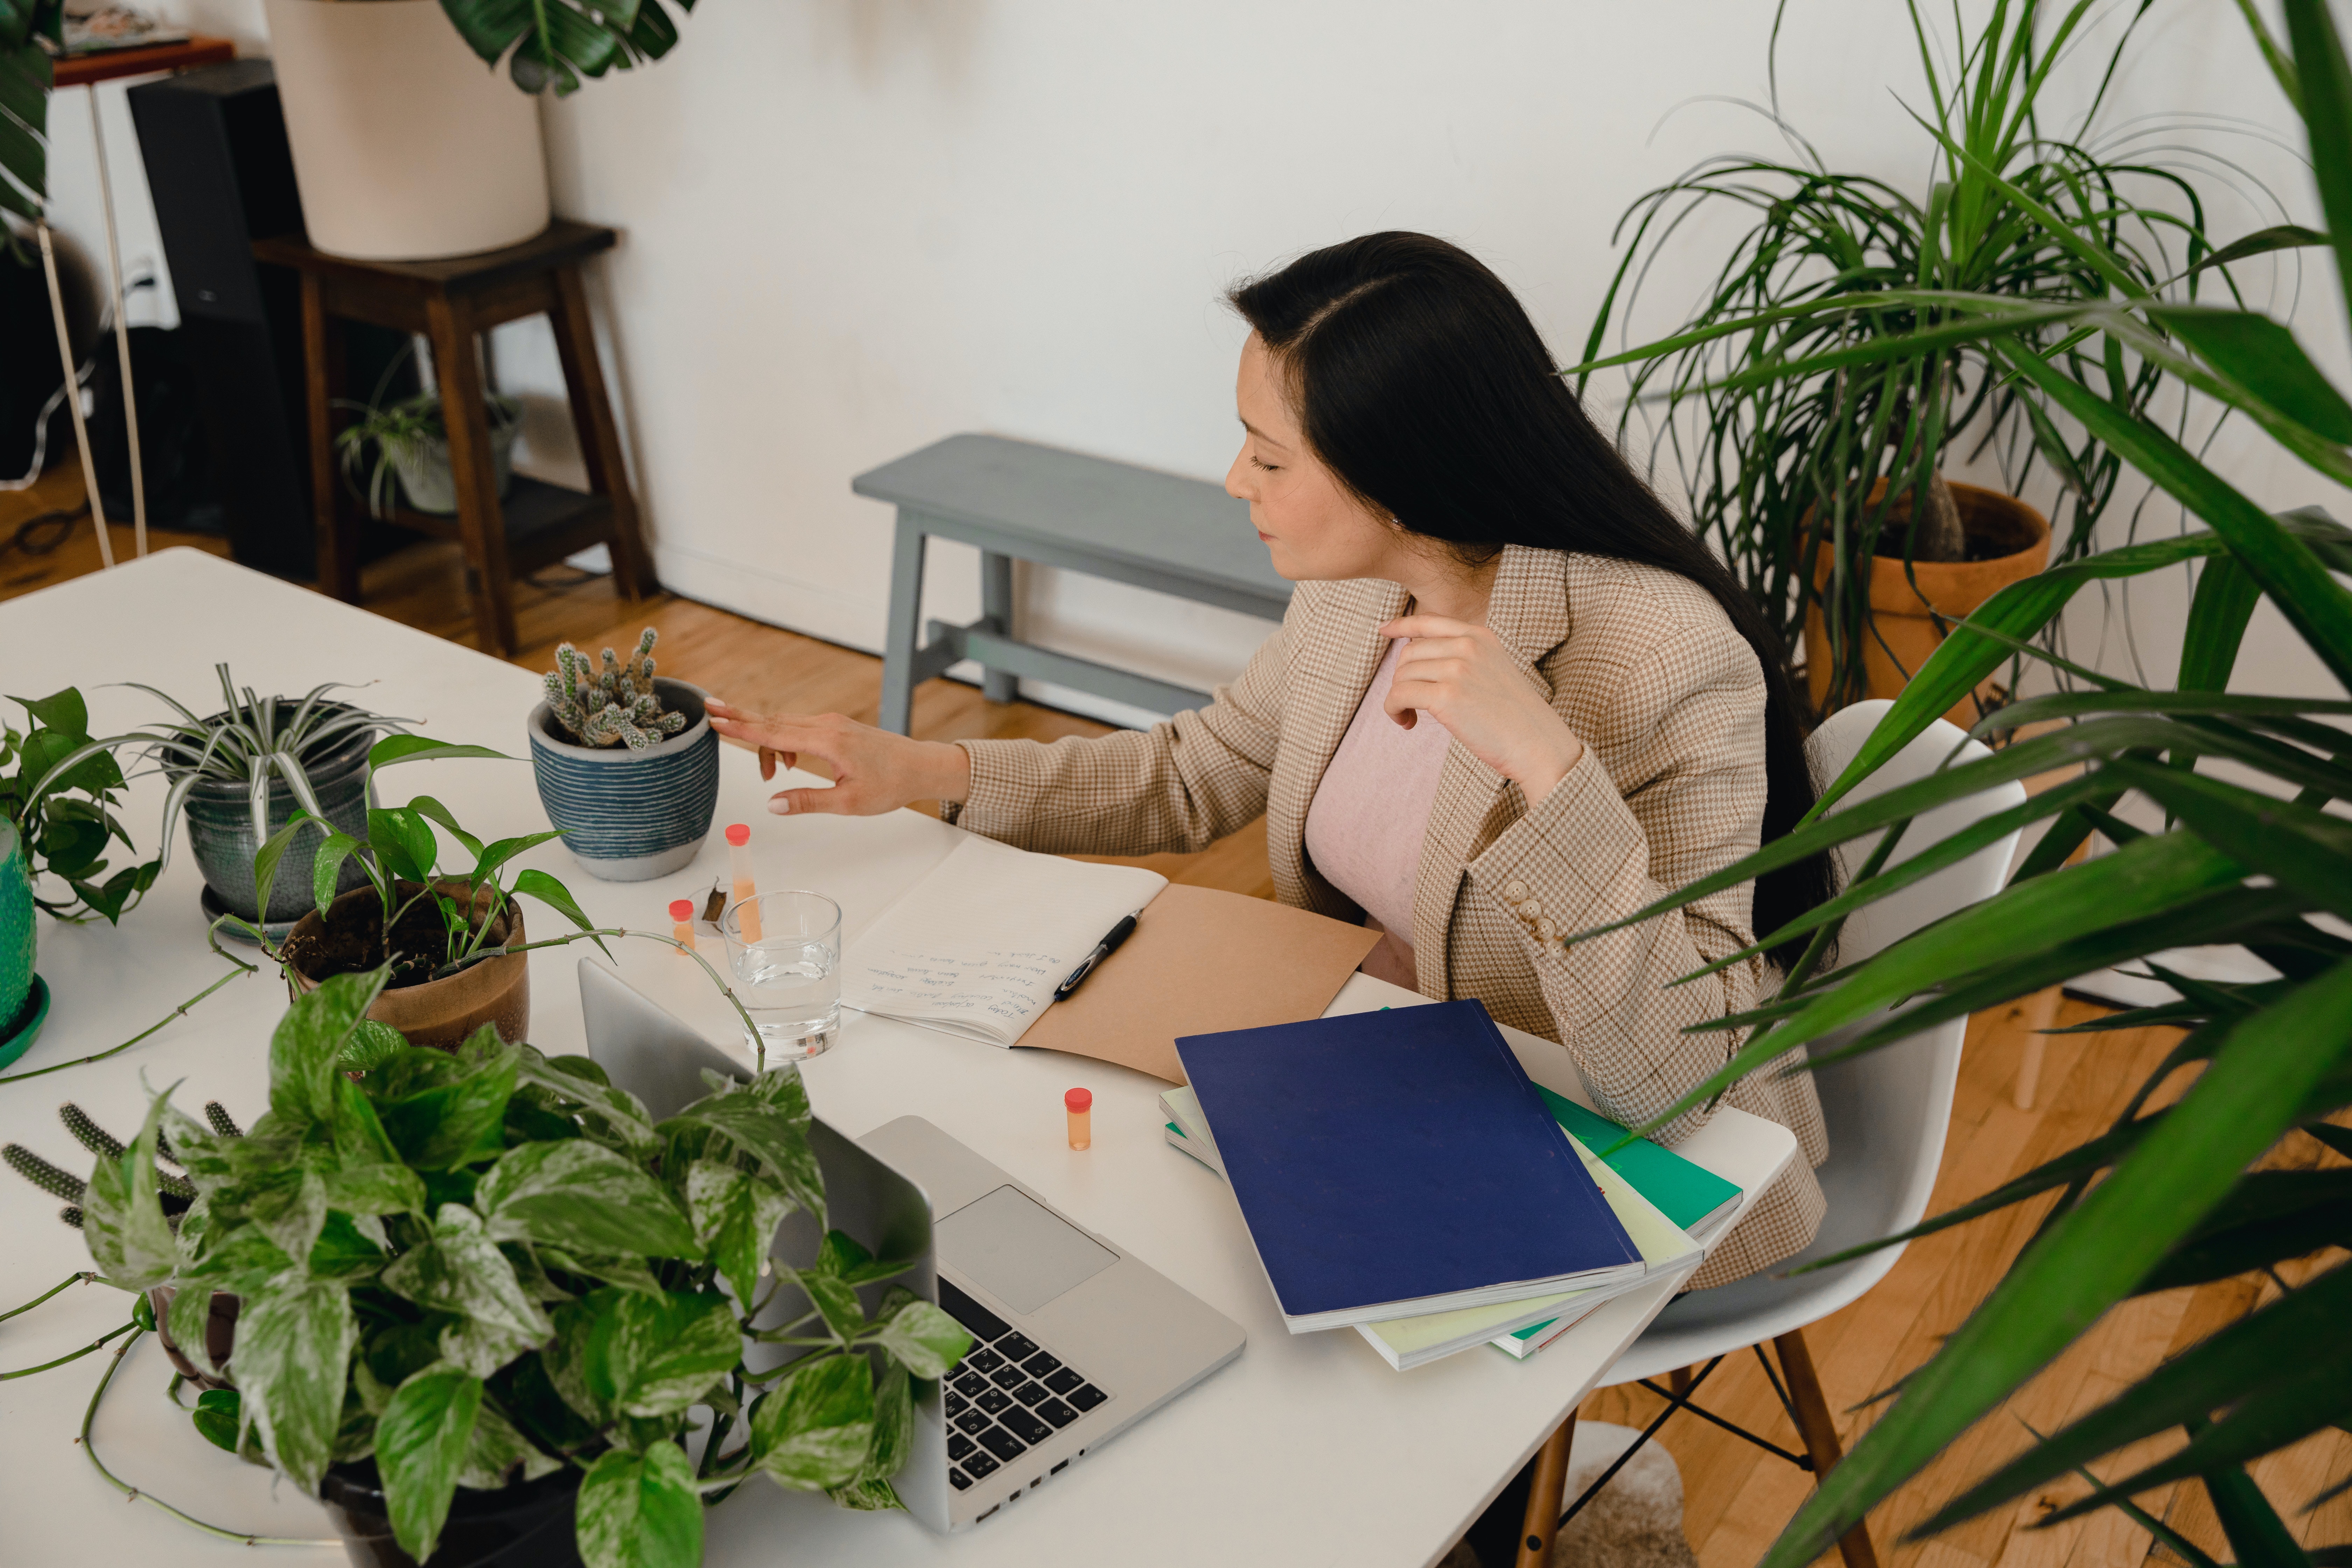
[{"xmin": 1229, "ymin": 231, "xmax": 1835, "ymax": 970}]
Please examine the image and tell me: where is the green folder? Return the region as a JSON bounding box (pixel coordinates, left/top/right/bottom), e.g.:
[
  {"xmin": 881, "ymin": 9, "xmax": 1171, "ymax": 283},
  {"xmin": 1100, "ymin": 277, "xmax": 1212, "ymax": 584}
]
[{"xmin": 1533, "ymin": 1086, "xmax": 1740, "ymax": 1240}]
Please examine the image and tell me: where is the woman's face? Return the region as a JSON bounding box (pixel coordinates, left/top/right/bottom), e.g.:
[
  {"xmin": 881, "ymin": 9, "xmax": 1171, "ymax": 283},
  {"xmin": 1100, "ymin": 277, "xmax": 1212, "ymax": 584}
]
[{"xmin": 1226, "ymin": 333, "xmax": 1405, "ymax": 583}]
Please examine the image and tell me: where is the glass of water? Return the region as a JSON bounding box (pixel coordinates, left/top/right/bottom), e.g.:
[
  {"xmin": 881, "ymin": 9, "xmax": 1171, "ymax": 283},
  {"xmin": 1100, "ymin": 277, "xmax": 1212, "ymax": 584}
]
[{"xmin": 720, "ymin": 890, "xmax": 842, "ymax": 1062}]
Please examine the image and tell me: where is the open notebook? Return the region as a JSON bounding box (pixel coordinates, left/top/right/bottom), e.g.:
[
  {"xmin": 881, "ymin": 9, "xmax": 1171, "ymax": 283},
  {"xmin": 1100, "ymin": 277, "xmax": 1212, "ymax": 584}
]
[{"xmin": 839, "ymin": 834, "xmax": 1167, "ymax": 1046}]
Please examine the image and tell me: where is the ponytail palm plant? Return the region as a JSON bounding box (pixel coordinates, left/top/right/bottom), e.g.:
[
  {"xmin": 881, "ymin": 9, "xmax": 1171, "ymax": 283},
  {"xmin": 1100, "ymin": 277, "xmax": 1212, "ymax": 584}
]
[
  {"xmin": 1582, "ymin": 0, "xmax": 2250, "ymax": 713},
  {"xmin": 1567, "ymin": 2, "xmax": 2352, "ymax": 1562}
]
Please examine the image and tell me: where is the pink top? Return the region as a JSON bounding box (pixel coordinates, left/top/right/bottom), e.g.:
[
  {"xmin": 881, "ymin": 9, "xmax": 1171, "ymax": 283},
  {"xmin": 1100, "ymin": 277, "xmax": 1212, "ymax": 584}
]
[{"xmin": 1302, "ymin": 638, "xmax": 1454, "ymax": 990}]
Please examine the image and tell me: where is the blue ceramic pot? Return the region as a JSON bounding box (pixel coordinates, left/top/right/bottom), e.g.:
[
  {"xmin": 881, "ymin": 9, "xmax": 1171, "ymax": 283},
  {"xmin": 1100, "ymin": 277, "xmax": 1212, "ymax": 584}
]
[
  {"xmin": 176, "ymin": 708, "xmax": 376, "ymax": 923},
  {"xmin": 0, "ymin": 818, "xmax": 38, "ymax": 1060},
  {"xmin": 527, "ymin": 678, "xmax": 719, "ymax": 882}
]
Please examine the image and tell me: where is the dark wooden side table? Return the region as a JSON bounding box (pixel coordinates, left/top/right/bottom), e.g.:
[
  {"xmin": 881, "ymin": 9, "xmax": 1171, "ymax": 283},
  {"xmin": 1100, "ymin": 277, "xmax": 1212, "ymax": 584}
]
[{"xmin": 253, "ymin": 219, "xmax": 656, "ymax": 655}]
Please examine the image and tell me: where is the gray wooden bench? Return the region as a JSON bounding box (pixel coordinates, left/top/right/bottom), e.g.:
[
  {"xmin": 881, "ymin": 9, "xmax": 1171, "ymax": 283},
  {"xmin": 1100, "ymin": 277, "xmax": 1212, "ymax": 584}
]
[{"xmin": 852, "ymin": 434, "xmax": 1295, "ymax": 734}]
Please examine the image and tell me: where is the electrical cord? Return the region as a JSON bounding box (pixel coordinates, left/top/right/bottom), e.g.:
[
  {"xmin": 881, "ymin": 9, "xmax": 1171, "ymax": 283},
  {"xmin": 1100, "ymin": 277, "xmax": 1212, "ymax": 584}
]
[{"xmin": 0, "ymin": 500, "xmax": 86, "ymax": 561}]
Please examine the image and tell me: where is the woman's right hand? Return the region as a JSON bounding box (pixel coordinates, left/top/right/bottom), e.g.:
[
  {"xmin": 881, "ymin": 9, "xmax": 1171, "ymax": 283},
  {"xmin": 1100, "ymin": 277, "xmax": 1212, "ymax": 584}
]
[{"xmin": 704, "ymin": 701, "xmax": 972, "ymax": 817}]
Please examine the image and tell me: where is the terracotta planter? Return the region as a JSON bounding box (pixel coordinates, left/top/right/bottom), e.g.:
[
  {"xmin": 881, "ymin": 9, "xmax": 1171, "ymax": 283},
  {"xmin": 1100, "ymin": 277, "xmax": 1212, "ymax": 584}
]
[
  {"xmin": 283, "ymin": 880, "xmax": 529, "ymax": 1054},
  {"xmin": 1804, "ymin": 480, "xmax": 2051, "ymax": 728}
]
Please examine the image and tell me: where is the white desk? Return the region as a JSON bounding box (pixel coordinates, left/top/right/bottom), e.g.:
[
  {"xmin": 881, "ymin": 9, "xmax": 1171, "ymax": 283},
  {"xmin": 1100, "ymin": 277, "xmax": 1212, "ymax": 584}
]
[{"xmin": 0, "ymin": 550, "xmax": 1795, "ymax": 1568}]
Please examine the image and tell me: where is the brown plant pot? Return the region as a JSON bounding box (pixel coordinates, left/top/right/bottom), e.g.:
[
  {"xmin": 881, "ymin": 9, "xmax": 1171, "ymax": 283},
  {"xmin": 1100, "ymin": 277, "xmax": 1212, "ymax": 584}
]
[
  {"xmin": 282, "ymin": 880, "xmax": 529, "ymax": 1054},
  {"xmin": 149, "ymin": 1286, "xmax": 239, "ymax": 1390},
  {"xmin": 1804, "ymin": 479, "xmax": 2051, "ymax": 728}
]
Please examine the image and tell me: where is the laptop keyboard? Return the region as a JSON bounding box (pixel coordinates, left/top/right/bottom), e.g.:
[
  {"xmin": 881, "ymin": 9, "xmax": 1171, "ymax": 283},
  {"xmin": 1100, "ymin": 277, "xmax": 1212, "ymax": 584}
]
[{"xmin": 938, "ymin": 1278, "xmax": 1110, "ymax": 1496}]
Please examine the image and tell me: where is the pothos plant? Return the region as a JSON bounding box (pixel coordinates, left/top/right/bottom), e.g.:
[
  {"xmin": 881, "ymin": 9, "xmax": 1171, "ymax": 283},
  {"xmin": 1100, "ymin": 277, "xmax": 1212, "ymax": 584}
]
[
  {"xmin": 2, "ymin": 687, "xmax": 158, "ymax": 923},
  {"xmin": 82, "ymin": 973, "xmax": 972, "ymax": 1568}
]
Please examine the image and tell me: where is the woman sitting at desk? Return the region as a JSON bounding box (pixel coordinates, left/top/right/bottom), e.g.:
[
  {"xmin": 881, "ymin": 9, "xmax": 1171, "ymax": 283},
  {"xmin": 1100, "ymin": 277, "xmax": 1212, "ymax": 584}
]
[{"xmin": 709, "ymin": 232, "xmax": 1836, "ymax": 1289}]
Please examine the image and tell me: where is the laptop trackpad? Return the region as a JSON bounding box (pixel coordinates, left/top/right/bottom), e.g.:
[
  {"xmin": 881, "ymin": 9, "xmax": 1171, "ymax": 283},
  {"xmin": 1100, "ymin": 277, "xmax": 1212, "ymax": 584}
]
[{"xmin": 934, "ymin": 1185, "xmax": 1117, "ymax": 1313}]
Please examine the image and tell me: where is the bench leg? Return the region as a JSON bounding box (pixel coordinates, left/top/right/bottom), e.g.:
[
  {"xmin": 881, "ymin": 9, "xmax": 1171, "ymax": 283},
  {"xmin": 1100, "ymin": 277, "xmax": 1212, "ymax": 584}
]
[
  {"xmin": 879, "ymin": 514, "xmax": 928, "ymax": 736},
  {"xmin": 979, "ymin": 550, "xmax": 1017, "ymax": 704}
]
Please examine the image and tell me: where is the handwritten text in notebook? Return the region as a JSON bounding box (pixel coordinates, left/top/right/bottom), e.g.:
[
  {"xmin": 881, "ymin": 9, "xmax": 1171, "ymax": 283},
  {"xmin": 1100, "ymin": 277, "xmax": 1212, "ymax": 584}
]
[{"xmin": 839, "ymin": 836, "xmax": 1166, "ymax": 1046}]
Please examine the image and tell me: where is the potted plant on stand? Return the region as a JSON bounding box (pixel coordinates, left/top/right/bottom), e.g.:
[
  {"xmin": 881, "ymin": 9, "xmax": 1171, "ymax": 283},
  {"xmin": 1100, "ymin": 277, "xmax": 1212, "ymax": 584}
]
[
  {"xmin": 338, "ymin": 388, "xmax": 525, "ymax": 519},
  {"xmin": 58, "ymin": 975, "xmax": 972, "ymax": 1568},
  {"xmin": 529, "ymin": 630, "xmax": 721, "ymax": 883},
  {"xmin": 258, "ymin": 0, "xmax": 703, "ymax": 262},
  {"xmin": 1575, "ymin": 0, "xmax": 2236, "ymax": 726}
]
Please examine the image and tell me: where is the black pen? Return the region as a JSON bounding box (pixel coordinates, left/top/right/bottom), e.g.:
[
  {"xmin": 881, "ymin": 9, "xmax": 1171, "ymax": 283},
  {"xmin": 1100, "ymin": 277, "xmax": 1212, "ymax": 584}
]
[{"xmin": 1054, "ymin": 913, "xmax": 1140, "ymax": 1001}]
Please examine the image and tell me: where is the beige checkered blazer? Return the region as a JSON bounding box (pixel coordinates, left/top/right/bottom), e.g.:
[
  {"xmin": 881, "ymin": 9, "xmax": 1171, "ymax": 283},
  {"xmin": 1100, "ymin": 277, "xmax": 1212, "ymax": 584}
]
[{"xmin": 953, "ymin": 544, "xmax": 1827, "ymax": 1289}]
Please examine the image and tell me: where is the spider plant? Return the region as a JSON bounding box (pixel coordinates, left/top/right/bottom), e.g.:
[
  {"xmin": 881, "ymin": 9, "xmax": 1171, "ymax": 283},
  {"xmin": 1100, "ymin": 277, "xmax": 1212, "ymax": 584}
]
[
  {"xmin": 1581, "ymin": 0, "xmax": 2248, "ymax": 715},
  {"xmin": 335, "ymin": 389, "xmax": 523, "ymax": 520},
  {"xmin": 1569, "ymin": 4, "xmax": 2352, "ymax": 1564},
  {"xmin": 135, "ymin": 665, "xmax": 411, "ymax": 868}
]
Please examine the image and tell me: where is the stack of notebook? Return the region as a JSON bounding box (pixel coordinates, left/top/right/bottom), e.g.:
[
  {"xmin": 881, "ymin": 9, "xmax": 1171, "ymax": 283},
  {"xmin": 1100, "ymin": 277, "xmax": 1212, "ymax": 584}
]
[{"xmin": 1165, "ymin": 1002, "xmax": 1742, "ymax": 1370}]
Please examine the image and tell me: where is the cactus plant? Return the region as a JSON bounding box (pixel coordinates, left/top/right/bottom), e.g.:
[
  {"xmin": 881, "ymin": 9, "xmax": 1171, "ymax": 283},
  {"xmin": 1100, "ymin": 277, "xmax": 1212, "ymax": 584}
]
[
  {"xmin": 542, "ymin": 627, "xmax": 688, "ymax": 751},
  {"xmin": 5, "ymin": 1102, "xmax": 209, "ymax": 1225}
]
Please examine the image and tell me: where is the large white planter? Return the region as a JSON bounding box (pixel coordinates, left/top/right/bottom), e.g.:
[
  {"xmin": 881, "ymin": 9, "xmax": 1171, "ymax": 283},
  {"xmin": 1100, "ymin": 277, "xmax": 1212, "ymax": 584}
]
[{"xmin": 262, "ymin": 0, "xmax": 551, "ymax": 261}]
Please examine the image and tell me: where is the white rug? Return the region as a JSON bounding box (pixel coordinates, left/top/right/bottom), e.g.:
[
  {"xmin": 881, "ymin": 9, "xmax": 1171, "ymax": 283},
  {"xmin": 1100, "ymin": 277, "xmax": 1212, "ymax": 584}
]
[{"xmin": 1443, "ymin": 1422, "xmax": 1699, "ymax": 1568}]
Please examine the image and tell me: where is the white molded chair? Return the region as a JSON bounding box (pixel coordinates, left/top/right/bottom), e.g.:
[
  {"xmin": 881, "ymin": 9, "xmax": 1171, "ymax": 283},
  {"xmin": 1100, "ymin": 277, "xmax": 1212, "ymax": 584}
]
[{"xmin": 1511, "ymin": 701, "xmax": 2030, "ymax": 1568}]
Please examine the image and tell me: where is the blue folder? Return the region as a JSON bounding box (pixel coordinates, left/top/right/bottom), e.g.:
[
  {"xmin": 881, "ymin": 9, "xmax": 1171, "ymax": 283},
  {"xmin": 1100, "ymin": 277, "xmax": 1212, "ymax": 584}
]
[{"xmin": 1175, "ymin": 999, "xmax": 1643, "ymax": 1332}]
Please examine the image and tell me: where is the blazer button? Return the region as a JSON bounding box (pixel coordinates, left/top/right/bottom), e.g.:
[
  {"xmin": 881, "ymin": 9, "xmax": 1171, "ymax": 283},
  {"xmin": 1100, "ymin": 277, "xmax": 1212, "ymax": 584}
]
[
  {"xmin": 1519, "ymin": 899, "xmax": 1542, "ymax": 919},
  {"xmin": 1536, "ymin": 918, "xmax": 1556, "ymax": 940},
  {"xmin": 1503, "ymin": 880, "xmax": 1530, "ymax": 902}
]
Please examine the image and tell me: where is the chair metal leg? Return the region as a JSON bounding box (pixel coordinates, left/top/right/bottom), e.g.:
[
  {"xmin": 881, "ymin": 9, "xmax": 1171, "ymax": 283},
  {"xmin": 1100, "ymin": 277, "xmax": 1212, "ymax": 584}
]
[
  {"xmin": 1515, "ymin": 1408, "xmax": 1575, "ymax": 1568},
  {"xmin": 1773, "ymin": 1329, "xmax": 1880, "ymax": 1568}
]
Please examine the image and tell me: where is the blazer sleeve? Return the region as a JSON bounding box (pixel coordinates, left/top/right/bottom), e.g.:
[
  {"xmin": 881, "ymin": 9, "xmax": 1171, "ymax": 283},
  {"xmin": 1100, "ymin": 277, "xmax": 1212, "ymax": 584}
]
[
  {"xmin": 944, "ymin": 586, "xmax": 1304, "ymax": 856},
  {"xmin": 1463, "ymin": 615, "xmax": 1782, "ymax": 1146}
]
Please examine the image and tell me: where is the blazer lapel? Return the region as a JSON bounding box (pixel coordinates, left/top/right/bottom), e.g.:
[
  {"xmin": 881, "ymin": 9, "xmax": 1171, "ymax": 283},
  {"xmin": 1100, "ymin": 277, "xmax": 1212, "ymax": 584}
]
[
  {"xmin": 1408, "ymin": 546, "xmax": 1575, "ymax": 997},
  {"xmin": 1266, "ymin": 576, "xmax": 1409, "ymax": 914}
]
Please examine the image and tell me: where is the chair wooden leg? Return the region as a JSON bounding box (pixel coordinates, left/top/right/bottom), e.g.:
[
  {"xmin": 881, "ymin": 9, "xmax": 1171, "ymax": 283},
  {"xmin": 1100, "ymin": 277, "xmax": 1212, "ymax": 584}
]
[
  {"xmin": 1515, "ymin": 1408, "xmax": 1575, "ymax": 1568},
  {"xmin": 2012, "ymin": 983, "xmax": 2062, "ymax": 1110},
  {"xmin": 1773, "ymin": 1329, "xmax": 1879, "ymax": 1568},
  {"xmin": 1668, "ymin": 1365, "xmax": 1693, "ymax": 1399},
  {"xmin": 425, "ymin": 294, "xmax": 519, "ymax": 657}
]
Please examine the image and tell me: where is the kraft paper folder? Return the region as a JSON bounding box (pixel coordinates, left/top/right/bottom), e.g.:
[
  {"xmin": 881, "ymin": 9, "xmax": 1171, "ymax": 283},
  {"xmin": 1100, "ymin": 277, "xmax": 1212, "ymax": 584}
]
[{"xmin": 1018, "ymin": 883, "xmax": 1380, "ymax": 1084}]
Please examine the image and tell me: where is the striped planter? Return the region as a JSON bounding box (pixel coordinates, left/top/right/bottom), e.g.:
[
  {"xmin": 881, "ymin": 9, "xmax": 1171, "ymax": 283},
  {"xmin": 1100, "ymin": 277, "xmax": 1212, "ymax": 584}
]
[{"xmin": 527, "ymin": 678, "xmax": 720, "ymax": 882}]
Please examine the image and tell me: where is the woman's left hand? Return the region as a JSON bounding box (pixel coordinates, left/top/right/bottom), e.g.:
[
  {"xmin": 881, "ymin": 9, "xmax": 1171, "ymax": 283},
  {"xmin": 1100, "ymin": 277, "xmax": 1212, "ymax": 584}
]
[{"xmin": 1380, "ymin": 615, "xmax": 1586, "ymax": 801}]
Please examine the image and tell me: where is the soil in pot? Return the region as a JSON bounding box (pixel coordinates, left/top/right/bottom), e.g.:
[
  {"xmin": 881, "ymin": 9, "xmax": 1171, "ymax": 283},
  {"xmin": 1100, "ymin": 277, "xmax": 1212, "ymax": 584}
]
[
  {"xmin": 320, "ymin": 1457, "xmax": 584, "ymax": 1568},
  {"xmin": 282, "ymin": 880, "xmax": 528, "ymax": 1052},
  {"xmin": 1804, "ymin": 478, "xmax": 2052, "ymax": 728}
]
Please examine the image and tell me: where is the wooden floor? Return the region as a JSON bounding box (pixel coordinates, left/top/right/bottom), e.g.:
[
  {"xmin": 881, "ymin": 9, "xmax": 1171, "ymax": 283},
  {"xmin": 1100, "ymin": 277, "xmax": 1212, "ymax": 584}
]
[{"xmin": 5, "ymin": 471, "xmax": 2343, "ymax": 1568}]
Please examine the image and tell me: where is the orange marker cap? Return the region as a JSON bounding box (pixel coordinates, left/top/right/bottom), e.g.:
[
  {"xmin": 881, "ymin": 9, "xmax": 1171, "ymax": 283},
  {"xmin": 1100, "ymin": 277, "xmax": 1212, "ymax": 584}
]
[
  {"xmin": 1064, "ymin": 1087, "xmax": 1093, "ymax": 1113},
  {"xmin": 669, "ymin": 899, "xmax": 695, "ymax": 921},
  {"xmin": 724, "ymin": 823, "xmax": 750, "ymax": 846}
]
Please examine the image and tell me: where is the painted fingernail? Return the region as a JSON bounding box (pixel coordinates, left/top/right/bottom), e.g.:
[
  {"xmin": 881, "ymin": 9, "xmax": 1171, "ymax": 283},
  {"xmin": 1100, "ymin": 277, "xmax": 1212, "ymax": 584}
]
[{"xmin": 769, "ymin": 796, "xmax": 792, "ymax": 814}]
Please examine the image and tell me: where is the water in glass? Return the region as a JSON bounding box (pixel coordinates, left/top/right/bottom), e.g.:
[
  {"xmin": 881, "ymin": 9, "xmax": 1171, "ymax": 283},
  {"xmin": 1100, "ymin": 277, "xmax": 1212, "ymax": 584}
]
[{"xmin": 722, "ymin": 890, "xmax": 841, "ymax": 1060}]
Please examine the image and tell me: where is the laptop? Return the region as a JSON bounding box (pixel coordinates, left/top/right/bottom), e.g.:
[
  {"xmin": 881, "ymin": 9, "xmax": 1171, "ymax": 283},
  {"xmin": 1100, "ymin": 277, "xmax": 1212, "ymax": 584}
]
[{"xmin": 576, "ymin": 960, "xmax": 1246, "ymax": 1531}]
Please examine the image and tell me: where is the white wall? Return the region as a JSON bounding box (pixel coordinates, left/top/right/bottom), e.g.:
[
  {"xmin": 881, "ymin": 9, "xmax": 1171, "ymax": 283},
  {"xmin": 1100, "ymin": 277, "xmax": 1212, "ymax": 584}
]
[
  {"xmin": 514, "ymin": 0, "xmax": 2345, "ymax": 717},
  {"xmin": 46, "ymin": 1, "xmax": 2352, "ymax": 718}
]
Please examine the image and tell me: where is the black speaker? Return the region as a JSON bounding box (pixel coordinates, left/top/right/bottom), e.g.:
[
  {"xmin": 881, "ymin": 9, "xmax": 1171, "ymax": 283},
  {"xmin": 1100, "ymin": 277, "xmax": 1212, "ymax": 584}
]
[
  {"xmin": 127, "ymin": 62, "xmax": 414, "ymax": 581},
  {"xmin": 127, "ymin": 61, "xmax": 315, "ymax": 578}
]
